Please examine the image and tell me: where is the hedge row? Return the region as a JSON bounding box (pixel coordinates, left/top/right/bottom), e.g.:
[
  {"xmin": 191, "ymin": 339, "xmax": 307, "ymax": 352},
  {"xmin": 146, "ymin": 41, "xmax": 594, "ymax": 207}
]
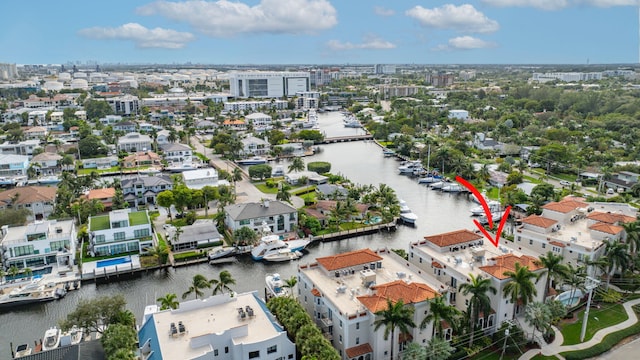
[{"xmin": 561, "ymin": 305, "xmax": 640, "ymax": 360}]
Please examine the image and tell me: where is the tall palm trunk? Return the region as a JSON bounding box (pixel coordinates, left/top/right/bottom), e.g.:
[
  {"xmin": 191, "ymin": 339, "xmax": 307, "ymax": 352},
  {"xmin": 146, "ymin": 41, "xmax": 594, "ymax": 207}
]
[
  {"xmin": 468, "ymin": 305, "xmax": 475, "ymax": 346},
  {"xmin": 390, "ymin": 328, "xmax": 395, "ymax": 360}
]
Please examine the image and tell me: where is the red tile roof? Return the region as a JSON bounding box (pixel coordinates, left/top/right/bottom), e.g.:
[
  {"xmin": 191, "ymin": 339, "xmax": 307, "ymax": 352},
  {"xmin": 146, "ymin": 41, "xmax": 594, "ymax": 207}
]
[
  {"xmin": 587, "ymin": 211, "xmax": 637, "ymax": 225},
  {"xmin": 424, "ymin": 229, "xmax": 483, "ymax": 248},
  {"xmin": 316, "ymin": 249, "xmax": 383, "ymax": 271},
  {"xmin": 85, "ymin": 188, "xmax": 116, "ymax": 200},
  {"xmin": 479, "ymin": 254, "xmax": 543, "ymax": 280},
  {"xmin": 521, "ymin": 215, "xmax": 557, "ymax": 228},
  {"xmin": 549, "ymin": 241, "xmax": 566, "ymax": 248},
  {"xmin": 542, "ymin": 199, "xmax": 589, "ymax": 213},
  {"xmin": 357, "ymin": 280, "xmax": 439, "ymax": 312},
  {"xmin": 0, "ymin": 186, "xmax": 57, "ymax": 206},
  {"xmin": 589, "ymin": 222, "xmax": 624, "ymax": 235},
  {"xmin": 345, "ymin": 343, "xmax": 373, "ymax": 358}
]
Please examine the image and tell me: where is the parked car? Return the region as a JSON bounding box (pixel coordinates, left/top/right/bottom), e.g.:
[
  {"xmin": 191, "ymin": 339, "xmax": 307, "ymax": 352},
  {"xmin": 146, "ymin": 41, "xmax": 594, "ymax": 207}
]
[
  {"xmin": 607, "ymin": 188, "xmax": 615, "ymax": 195},
  {"xmin": 560, "ymin": 180, "xmax": 571, "ymax": 186}
]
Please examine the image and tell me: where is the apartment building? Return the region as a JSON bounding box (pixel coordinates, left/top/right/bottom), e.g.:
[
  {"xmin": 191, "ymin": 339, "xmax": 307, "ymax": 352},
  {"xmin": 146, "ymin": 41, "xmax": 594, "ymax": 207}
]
[
  {"xmin": 223, "ymin": 100, "xmax": 288, "ymax": 113},
  {"xmin": 106, "ymin": 95, "xmax": 139, "ymax": 115},
  {"xmin": 88, "ymin": 209, "xmax": 153, "ymax": 257},
  {"xmin": 229, "ymin": 71, "xmax": 310, "ymax": 98},
  {"xmin": 297, "ymin": 248, "xmax": 446, "ymax": 360},
  {"xmin": 409, "ymin": 229, "xmax": 547, "ymax": 328},
  {"xmin": 138, "ymin": 292, "xmax": 296, "ymax": 360},
  {"xmin": 0, "ymin": 219, "xmax": 76, "ymax": 271}
]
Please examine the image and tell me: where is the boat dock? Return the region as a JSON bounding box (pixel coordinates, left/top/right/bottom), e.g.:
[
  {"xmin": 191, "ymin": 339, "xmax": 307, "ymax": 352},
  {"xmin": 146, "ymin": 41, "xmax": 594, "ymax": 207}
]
[
  {"xmin": 318, "ymin": 134, "xmax": 373, "ymax": 144},
  {"xmin": 310, "ymin": 222, "xmax": 396, "ymax": 243}
]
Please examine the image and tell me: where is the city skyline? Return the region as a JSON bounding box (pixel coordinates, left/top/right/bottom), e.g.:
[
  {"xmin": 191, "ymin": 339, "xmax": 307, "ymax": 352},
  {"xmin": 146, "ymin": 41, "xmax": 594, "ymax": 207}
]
[{"xmin": 2, "ymin": 0, "xmax": 639, "ymax": 65}]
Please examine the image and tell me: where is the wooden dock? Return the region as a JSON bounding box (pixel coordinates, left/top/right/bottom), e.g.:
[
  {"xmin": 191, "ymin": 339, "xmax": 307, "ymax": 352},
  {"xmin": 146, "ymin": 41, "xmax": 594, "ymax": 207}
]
[
  {"xmin": 311, "ymin": 222, "xmax": 396, "ymax": 243},
  {"xmin": 319, "ymin": 134, "xmax": 373, "ymax": 144}
]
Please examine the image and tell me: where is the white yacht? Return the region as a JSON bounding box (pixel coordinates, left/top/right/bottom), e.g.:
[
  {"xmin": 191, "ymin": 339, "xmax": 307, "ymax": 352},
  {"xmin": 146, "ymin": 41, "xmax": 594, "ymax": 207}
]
[
  {"xmin": 470, "ymin": 200, "xmax": 501, "ymax": 216},
  {"xmin": 59, "ymin": 326, "xmax": 83, "ymax": 347},
  {"xmin": 166, "ymin": 163, "xmax": 198, "ymax": 172},
  {"xmin": 208, "ymin": 246, "xmax": 237, "ymax": 260},
  {"xmin": 251, "ymin": 225, "xmax": 310, "ymax": 262},
  {"xmin": 236, "ymin": 156, "xmax": 268, "ymax": 165},
  {"xmin": 398, "ymin": 200, "xmax": 418, "ymax": 225},
  {"xmin": 14, "ymin": 344, "xmax": 32, "ymax": 358},
  {"xmin": 398, "ymin": 161, "xmax": 422, "ymax": 174},
  {"xmin": 42, "ymin": 326, "xmax": 61, "ymax": 351},
  {"xmin": 442, "ymin": 183, "xmax": 464, "ymax": 193},
  {"xmin": 0, "ymin": 278, "xmax": 67, "ymax": 308},
  {"xmin": 265, "ymin": 273, "xmax": 292, "ymax": 298}
]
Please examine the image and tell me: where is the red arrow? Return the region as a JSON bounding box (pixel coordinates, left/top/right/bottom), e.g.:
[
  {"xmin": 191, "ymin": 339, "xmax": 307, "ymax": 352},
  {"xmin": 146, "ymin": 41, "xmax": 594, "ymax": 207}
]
[{"xmin": 456, "ymin": 176, "xmax": 512, "ymax": 248}]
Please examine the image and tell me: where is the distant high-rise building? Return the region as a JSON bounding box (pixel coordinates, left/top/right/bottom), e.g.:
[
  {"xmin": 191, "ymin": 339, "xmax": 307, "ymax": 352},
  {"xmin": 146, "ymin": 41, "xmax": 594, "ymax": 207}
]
[
  {"xmin": 374, "ymin": 64, "xmax": 396, "ymax": 75},
  {"xmin": 0, "ymin": 63, "xmax": 18, "ymax": 80},
  {"xmin": 228, "ymin": 71, "xmax": 310, "ymax": 98}
]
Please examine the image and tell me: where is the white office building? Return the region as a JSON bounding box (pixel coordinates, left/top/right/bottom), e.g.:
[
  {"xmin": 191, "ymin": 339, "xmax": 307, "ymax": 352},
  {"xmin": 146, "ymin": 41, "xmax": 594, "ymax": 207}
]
[
  {"xmin": 138, "ymin": 292, "xmax": 296, "ymax": 360},
  {"xmin": 229, "ymin": 71, "xmax": 310, "ymax": 98}
]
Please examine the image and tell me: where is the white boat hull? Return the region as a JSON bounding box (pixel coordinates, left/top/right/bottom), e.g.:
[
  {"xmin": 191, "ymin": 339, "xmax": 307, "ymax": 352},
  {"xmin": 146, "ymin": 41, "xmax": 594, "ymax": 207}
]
[{"xmin": 265, "ymin": 273, "xmax": 291, "ymax": 298}]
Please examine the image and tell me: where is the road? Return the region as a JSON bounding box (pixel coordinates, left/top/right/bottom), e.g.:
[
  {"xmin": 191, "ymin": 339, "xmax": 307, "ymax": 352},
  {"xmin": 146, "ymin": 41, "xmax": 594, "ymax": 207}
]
[{"xmin": 593, "ymin": 336, "xmax": 640, "ymax": 359}]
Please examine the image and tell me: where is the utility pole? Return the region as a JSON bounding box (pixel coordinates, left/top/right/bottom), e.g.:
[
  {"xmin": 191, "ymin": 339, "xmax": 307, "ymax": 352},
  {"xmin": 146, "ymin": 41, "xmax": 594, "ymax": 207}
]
[
  {"xmin": 499, "ymin": 328, "xmax": 510, "ymax": 360},
  {"xmin": 580, "ymin": 276, "xmax": 601, "ymax": 342}
]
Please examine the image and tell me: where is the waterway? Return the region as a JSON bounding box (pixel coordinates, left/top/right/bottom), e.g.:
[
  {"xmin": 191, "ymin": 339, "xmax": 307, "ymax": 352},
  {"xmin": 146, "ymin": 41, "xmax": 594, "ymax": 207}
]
[{"xmin": 0, "ymin": 111, "xmax": 479, "ymax": 355}]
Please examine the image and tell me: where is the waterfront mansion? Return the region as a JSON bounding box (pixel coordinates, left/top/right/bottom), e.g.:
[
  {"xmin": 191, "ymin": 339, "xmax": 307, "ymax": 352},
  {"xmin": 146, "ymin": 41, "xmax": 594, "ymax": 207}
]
[{"xmin": 87, "ymin": 209, "xmax": 153, "ymax": 257}]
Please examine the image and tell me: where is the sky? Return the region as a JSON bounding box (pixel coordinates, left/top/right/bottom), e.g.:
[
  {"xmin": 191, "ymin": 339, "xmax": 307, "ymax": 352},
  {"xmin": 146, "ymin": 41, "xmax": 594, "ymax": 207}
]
[{"xmin": 1, "ymin": 0, "xmax": 639, "ymax": 65}]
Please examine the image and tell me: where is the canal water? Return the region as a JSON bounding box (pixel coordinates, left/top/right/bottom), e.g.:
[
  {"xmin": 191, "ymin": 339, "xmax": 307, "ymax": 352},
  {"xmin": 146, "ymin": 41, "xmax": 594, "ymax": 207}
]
[{"xmin": 0, "ymin": 111, "xmax": 479, "ymax": 354}]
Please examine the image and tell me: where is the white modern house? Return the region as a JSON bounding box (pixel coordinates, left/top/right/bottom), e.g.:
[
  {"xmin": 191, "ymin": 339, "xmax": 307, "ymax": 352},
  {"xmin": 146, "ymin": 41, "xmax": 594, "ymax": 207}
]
[
  {"xmin": 0, "ymin": 219, "xmax": 76, "ymax": 271},
  {"xmin": 224, "ymin": 200, "xmax": 297, "ymax": 235},
  {"xmin": 298, "ymin": 248, "xmax": 446, "ymax": 360},
  {"xmin": 171, "ymin": 220, "xmax": 222, "ymax": 252},
  {"xmin": 0, "ymin": 141, "xmax": 41, "ymax": 158},
  {"xmin": 245, "ymin": 112, "xmax": 272, "ymax": 131},
  {"xmin": 138, "ymin": 292, "xmax": 296, "ymax": 360},
  {"xmin": 448, "ymin": 109, "xmax": 469, "ymax": 121},
  {"xmin": 229, "ymin": 71, "xmax": 310, "ymax": 98},
  {"xmin": 118, "ymin": 132, "xmax": 152, "ymax": 153},
  {"xmin": 159, "ymin": 143, "xmax": 193, "ymax": 164},
  {"xmin": 182, "ymin": 168, "xmax": 229, "ymax": 190},
  {"xmin": 30, "ymin": 152, "xmax": 62, "ymax": 175},
  {"xmin": 88, "ymin": 209, "xmax": 153, "ymax": 257},
  {"xmin": 240, "ymin": 136, "xmax": 270, "ymax": 156}
]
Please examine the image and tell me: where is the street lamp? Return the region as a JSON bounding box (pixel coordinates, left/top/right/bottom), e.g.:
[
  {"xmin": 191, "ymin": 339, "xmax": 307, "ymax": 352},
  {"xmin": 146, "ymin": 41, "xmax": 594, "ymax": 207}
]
[{"xmin": 580, "ymin": 276, "xmax": 601, "ymax": 342}]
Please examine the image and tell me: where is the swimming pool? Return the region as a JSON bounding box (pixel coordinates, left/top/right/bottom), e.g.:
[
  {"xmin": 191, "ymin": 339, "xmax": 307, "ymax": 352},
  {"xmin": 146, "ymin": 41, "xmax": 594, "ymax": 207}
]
[
  {"xmin": 96, "ymin": 257, "xmax": 132, "ymax": 268},
  {"xmin": 364, "ymin": 216, "xmax": 382, "ymax": 225},
  {"xmin": 555, "ymin": 289, "xmax": 584, "ymax": 307}
]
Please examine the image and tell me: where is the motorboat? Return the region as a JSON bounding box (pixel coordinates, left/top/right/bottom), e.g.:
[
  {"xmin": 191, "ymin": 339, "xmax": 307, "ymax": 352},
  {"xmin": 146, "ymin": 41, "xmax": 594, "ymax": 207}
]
[
  {"xmin": 398, "ymin": 161, "xmax": 422, "ymax": 174},
  {"xmin": 477, "ymin": 211, "xmax": 506, "ymax": 226},
  {"xmin": 442, "ymin": 183, "xmax": 464, "ymax": 193},
  {"xmin": 382, "ymin": 148, "xmax": 395, "ymax": 157},
  {"xmin": 42, "ymin": 326, "xmax": 61, "ymax": 351},
  {"xmin": 344, "ymin": 118, "xmax": 362, "ymax": 128},
  {"xmin": 430, "ymin": 181, "xmax": 445, "ymax": 190},
  {"xmin": 251, "ymin": 224, "xmax": 310, "ymax": 261},
  {"xmin": 165, "ymin": 163, "xmax": 198, "ymax": 173},
  {"xmin": 236, "ymin": 156, "xmax": 268, "ymax": 165},
  {"xmin": 139, "ymin": 167, "xmax": 162, "ymax": 175},
  {"xmin": 0, "ymin": 278, "xmax": 67, "ymax": 308},
  {"xmin": 208, "ymin": 246, "xmax": 237, "ymax": 260},
  {"xmin": 265, "ymin": 273, "xmax": 291, "ymax": 298},
  {"xmin": 271, "ymin": 165, "xmax": 285, "ymax": 177},
  {"xmin": 418, "ymin": 175, "xmax": 442, "ymax": 184},
  {"xmin": 14, "ymin": 343, "xmax": 32, "ymax": 358},
  {"xmin": 59, "ymin": 326, "xmax": 83, "ymax": 347},
  {"xmin": 37, "ymin": 175, "xmax": 61, "ymax": 185},
  {"xmin": 470, "ymin": 200, "xmax": 501, "ymax": 216},
  {"xmin": 398, "ymin": 200, "xmax": 418, "ymax": 225},
  {"xmin": 263, "ymin": 249, "xmax": 303, "ymax": 262}
]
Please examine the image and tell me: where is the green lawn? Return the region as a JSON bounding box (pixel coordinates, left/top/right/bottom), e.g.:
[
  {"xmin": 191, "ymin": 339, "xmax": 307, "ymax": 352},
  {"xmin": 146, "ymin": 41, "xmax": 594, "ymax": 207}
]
[
  {"xmin": 531, "ymin": 355, "xmax": 559, "ymax": 360},
  {"xmin": 255, "ymin": 183, "xmax": 279, "ymax": 194},
  {"xmin": 89, "ymin": 215, "xmax": 110, "ymax": 231},
  {"xmin": 129, "ymin": 211, "xmax": 150, "ymax": 225},
  {"xmin": 561, "ymin": 303, "xmax": 628, "ymax": 345}
]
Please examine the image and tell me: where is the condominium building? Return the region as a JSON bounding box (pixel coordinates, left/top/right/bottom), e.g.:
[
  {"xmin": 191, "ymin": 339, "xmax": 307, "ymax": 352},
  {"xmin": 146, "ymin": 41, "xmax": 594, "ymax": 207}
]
[
  {"xmin": 223, "ymin": 100, "xmax": 288, "ymax": 112},
  {"xmin": 298, "ymin": 248, "xmax": 447, "ymax": 359},
  {"xmin": 229, "ymin": 71, "xmax": 310, "ymax": 98},
  {"xmin": 87, "ymin": 209, "xmax": 153, "ymax": 257},
  {"xmin": 138, "ymin": 292, "xmax": 296, "ymax": 360},
  {"xmin": 0, "ymin": 219, "xmax": 76, "ymax": 270},
  {"xmin": 408, "ymin": 229, "xmax": 547, "ymax": 328},
  {"xmin": 106, "ymin": 95, "xmax": 140, "ymax": 115}
]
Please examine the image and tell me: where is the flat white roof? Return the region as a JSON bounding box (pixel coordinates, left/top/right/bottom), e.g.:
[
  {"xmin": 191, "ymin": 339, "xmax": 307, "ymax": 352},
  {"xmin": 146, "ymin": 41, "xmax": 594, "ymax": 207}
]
[{"xmin": 149, "ymin": 292, "xmax": 282, "ymax": 360}]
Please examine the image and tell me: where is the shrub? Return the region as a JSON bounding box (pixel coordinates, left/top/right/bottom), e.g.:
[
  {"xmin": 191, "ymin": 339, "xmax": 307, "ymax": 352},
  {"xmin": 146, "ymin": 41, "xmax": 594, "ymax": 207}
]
[
  {"xmin": 307, "ymin": 161, "xmax": 331, "ymax": 174},
  {"xmin": 265, "ymin": 179, "xmax": 277, "ymax": 188}
]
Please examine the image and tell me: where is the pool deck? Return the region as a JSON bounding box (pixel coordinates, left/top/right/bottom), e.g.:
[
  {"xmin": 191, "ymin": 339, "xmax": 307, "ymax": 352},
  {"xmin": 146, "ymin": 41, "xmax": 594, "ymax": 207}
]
[{"xmin": 81, "ymin": 255, "xmax": 141, "ymax": 280}]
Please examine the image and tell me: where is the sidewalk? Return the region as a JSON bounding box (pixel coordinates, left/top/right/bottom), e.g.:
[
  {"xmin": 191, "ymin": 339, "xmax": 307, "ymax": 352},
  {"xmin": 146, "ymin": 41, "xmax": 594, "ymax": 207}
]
[{"xmin": 518, "ymin": 297, "xmax": 640, "ymax": 359}]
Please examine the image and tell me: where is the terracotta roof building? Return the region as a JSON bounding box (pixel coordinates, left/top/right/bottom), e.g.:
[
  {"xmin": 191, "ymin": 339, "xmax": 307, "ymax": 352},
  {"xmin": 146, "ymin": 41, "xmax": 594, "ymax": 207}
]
[{"xmin": 0, "ymin": 186, "xmax": 57, "ymax": 221}]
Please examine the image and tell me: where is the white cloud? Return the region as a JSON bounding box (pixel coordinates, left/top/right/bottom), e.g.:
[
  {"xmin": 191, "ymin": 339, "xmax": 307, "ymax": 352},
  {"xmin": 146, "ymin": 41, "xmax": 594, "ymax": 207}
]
[
  {"xmin": 482, "ymin": 0, "xmax": 637, "ymax": 10},
  {"xmin": 326, "ymin": 36, "xmax": 396, "ymax": 51},
  {"xmin": 448, "ymin": 36, "xmax": 497, "ymax": 49},
  {"xmin": 374, "ymin": 6, "xmax": 395, "ymax": 16},
  {"xmin": 137, "ymin": 0, "xmax": 337, "ymax": 37},
  {"xmin": 78, "ymin": 23, "xmax": 194, "ymax": 48},
  {"xmin": 406, "ymin": 4, "xmax": 499, "ymax": 33}
]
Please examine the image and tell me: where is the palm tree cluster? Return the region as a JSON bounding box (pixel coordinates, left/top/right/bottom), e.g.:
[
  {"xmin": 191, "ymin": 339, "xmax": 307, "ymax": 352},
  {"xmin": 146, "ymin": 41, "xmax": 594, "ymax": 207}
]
[
  {"xmin": 267, "ymin": 296, "xmax": 339, "ymax": 360},
  {"xmin": 181, "ymin": 271, "xmax": 236, "ymax": 300}
]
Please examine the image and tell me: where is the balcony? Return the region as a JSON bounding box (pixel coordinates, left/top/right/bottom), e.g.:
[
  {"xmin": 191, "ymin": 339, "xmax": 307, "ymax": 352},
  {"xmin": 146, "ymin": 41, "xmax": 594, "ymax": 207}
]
[{"xmin": 319, "ymin": 316, "xmax": 333, "ymax": 328}]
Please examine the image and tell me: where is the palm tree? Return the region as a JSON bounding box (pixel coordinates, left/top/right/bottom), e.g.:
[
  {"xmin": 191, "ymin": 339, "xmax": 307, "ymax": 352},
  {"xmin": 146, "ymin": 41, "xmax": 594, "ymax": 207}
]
[
  {"xmin": 459, "ymin": 274, "xmax": 496, "ymax": 346},
  {"xmin": 282, "ymin": 275, "xmax": 297, "ymax": 297},
  {"xmin": 288, "ymin": 156, "xmax": 305, "ymax": 173},
  {"xmin": 537, "ymin": 251, "xmax": 569, "ymax": 300},
  {"xmin": 563, "ymin": 263, "xmax": 586, "ymax": 302},
  {"xmin": 623, "ymin": 221, "xmax": 640, "ymax": 255},
  {"xmin": 157, "ymin": 293, "xmax": 179, "ymax": 310},
  {"xmin": 503, "ymin": 262, "xmax": 540, "ymax": 318},
  {"xmin": 8, "ymin": 265, "xmax": 19, "ymax": 280},
  {"xmin": 373, "ymin": 299, "xmax": 416, "ymax": 360},
  {"xmin": 276, "ymin": 184, "xmax": 292, "ymax": 204},
  {"xmin": 182, "ymin": 274, "xmax": 211, "ymax": 300},
  {"xmin": 423, "ymin": 336, "xmax": 455, "ymax": 360},
  {"xmin": 603, "ymin": 239, "xmax": 631, "ymax": 289},
  {"xmin": 420, "ymin": 296, "xmax": 460, "ymax": 339},
  {"xmin": 210, "ymin": 270, "xmax": 236, "ymax": 295},
  {"xmin": 524, "ymin": 302, "xmax": 551, "ymax": 342}
]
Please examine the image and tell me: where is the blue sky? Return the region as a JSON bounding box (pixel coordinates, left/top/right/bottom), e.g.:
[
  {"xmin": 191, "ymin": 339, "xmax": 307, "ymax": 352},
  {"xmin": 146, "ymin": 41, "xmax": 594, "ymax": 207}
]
[{"xmin": 2, "ymin": 0, "xmax": 638, "ymax": 65}]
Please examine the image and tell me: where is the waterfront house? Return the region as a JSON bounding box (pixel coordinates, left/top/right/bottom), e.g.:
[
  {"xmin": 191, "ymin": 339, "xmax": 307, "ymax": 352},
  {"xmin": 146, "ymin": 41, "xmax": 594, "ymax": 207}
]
[
  {"xmin": 316, "ymin": 184, "xmax": 349, "ymax": 200},
  {"xmin": 138, "ymin": 291, "xmax": 296, "ymax": 360},
  {"xmin": 245, "ymin": 112, "xmax": 273, "ymax": 131},
  {"xmin": 159, "ymin": 142, "xmax": 193, "ymax": 164},
  {"xmin": 171, "ymin": 220, "xmax": 221, "ymax": 252},
  {"xmin": 117, "ymin": 132, "xmax": 152, "ymax": 153},
  {"xmin": 314, "ymin": 200, "xmax": 369, "ymax": 220},
  {"xmin": 604, "ymin": 171, "xmax": 639, "ymax": 193},
  {"xmin": 284, "ymin": 171, "xmax": 328, "ymax": 185},
  {"xmin": 121, "ymin": 175, "xmax": 173, "ymax": 207},
  {"xmin": 224, "ymin": 200, "xmax": 297, "ymax": 235},
  {"xmin": 0, "ymin": 219, "xmax": 76, "ymax": 272},
  {"xmin": 0, "ymin": 186, "xmax": 57, "ymax": 221},
  {"xmin": 88, "ymin": 209, "xmax": 153, "ymax": 257},
  {"xmin": 409, "ymin": 229, "xmax": 547, "ymax": 328},
  {"xmin": 122, "ymin": 151, "xmax": 162, "ymax": 168},
  {"xmin": 222, "ymin": 119, "xmax": 247, "ymax": 131},
  {"xmin": 99, "ymin": 114, "xmax": 123, "ymax": 125},
  {"xmin": 240, "ymin": 136, "xmax": 270, "ymax": 156},
  {"xmin": 182, "ymin": 168, "xmax": 229, "ymax": 190},
  {"xmin": 24, "ymin": 126, "xmax": 48, "ymax": 140},
  {"xmin": 113, "ymin": 120, "xmax": 138, "ymax": 133},
  {"xmin": 0, "ymin": 141, "xmax": 40, "ymax": 158},
  {"xmin": 297, "ymin": 248, "xmax": 446, "ymax": 359},
  {"xmin": 82, "ymin": 156, "xmax": 119, "ymax": 170},
  {"xmin": 156, "ymin": 129, "xmax": 171, "ymax": 145},
  {"xmin": 83, "ymin": 188, "xmax": 116, "ymax": 211}
]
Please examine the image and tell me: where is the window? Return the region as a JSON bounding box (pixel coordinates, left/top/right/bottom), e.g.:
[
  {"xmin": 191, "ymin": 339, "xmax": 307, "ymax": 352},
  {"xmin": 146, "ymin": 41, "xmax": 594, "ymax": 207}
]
[
  {"xmin": 542, "ymin": 243, "xmax": 546, "ymax": 249},
  {"xmin": 356, "ymin": 337, "xmax": 360, "ymax": 345},
  {"xmin": 214, "ymin": 349, "xmax": 218, "ymax": 356},
  {"xmin": 114, "ymin": 232, "xmax": 125, "ymax": 241},
  {"xmin": 26, "ymin": 232, "xmax": 47, "ymax": 242},
  {"xmin": 249, "ymin": 350, "xmax": 260, "ymax": 359},
  {"xmin": 225, "ymin": 347, "xmax": 229, "ymax": 353},
  {"xmin": 288, "ymin": 355, "xmax": 294, "ymax": 359},
  {"xmin": 340, "ymin": 320, "xmax": 343, "ymax": 328},
  {"xmin": 50, "ymin": 240, "xmax": 69, "ymax": 252},
  {"xmin": 134, "ymin": 229, "xmax": 150, "ymax": 238},
  {"xmin": 239, "ymin": 219, "xmax": 250, "ymax": 225},
  {"xmin": 529, "ymin": 239, "xmax": 533, "ymax": 245},
  {"xmin": 339, "ymin": 335, "xmax": 342, "ymax": 343},
  {"xmin": 517, "ymin": 236, "xmax": 521, "ymax": 242},
  {"xmin": 95, "ymin": 234, "xmax": 106, "ymax": 243},
  {"xmin": 419, "ymin": 257, "xmax": 422, "ymax": 263},
  {"xmin": 356, "ymin": 322, "xmax": 359, "ymax": 330},
  {"xmin": 13, "ymin": 245, "xmax": 34, "ymax": 257},
  {"xmin": 267, "ymin": 345, "xmax": 277, "ymax": 354}
]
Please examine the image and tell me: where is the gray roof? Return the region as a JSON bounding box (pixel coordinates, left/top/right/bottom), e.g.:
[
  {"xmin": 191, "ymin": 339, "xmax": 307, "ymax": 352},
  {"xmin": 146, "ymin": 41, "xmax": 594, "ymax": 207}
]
[
  {"xmin": 225, "ymin": 200, "xmax": 296, "ymax": 221},
  {"xmin": 122, "ymin": 175, "xmax": 172, "ymax": 188},
  {"xmin": 316, "ymin": 184, "xmax": 348, "ymax": 197},
  {"xmin": 176, "ymin": 221, "xmax": 221, "ymax": 244},
  {"xmin": 159, "ymin": 143, "xmax": 191, "ymax": 152}
]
